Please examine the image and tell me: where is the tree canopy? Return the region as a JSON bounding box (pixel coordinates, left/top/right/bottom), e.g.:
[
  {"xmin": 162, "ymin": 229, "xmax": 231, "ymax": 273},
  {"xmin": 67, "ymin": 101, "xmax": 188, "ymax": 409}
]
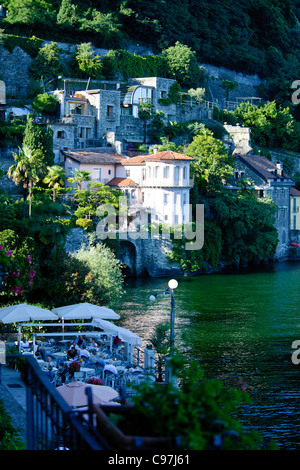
[{"xmin": 2, "ymin": 0, "xmax": 300, "ymax": 107}]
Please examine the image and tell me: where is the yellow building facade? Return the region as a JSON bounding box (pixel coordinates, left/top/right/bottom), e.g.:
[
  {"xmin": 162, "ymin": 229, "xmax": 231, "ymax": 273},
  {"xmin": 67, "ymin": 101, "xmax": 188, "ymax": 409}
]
[{"xmin": 290, "ymin": 187, "xmax": 300, "ymax": 230}]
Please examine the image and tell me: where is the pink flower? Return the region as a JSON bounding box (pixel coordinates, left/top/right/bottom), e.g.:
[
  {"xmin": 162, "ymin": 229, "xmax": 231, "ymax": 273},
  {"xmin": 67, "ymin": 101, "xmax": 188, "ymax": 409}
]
[
  {"xmin": 29, "ymin": 269, "xmax": 36, "ymax": 279},
  {"xmin": 6, "ymin": 250, "xmax": 12, "ymax": 256},
  {"xmin": 11, "ymin": 286, "xmax": 24, "ymax": 295},
  {"xmin": 0, "ymin": 246, "xmax": 4, "ymax": 251},
  {"xmin": 27, "ymin": 255, "xmax": 32, "ymax": 264}
]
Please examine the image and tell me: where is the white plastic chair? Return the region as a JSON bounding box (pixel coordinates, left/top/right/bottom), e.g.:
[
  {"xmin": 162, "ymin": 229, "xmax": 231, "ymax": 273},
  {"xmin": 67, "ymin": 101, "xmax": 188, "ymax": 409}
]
[{"xmin": 74, "ymin": 371, "xmax": 84, "ymax": 381}]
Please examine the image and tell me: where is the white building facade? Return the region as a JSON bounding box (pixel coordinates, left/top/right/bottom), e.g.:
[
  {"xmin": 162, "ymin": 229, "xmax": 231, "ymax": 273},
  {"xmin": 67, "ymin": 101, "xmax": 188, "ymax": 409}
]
[
  {"xmin": 109, "ymin": 151, "xmax": 194, "ymax": 226},
  {"xmin": 61, "ymin": 149, "xmax": 194, "ymax": 227}
]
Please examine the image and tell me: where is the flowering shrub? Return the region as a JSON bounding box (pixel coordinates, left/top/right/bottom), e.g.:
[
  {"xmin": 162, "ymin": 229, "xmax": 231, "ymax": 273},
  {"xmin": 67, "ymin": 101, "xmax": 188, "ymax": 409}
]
[
  {"xmin": 68, "ymin": 361, "xmax": 81, "ymax": 377},
  {"xmin": 0, "ymin": 245, "xmax": 11, "ymax": 271},
  {"xmin": 0, "ymin": 245, "xmax": 37, "ymax": 295},
  {"xmin": 86, "ymin": 377, "xmax": 104, "ymax": 386}
]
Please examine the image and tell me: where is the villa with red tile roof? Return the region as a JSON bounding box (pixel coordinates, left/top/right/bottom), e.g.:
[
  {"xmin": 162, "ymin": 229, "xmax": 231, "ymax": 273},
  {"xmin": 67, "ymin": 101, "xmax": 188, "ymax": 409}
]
[{"xmin": 60, "ymin": 149, "xmax": 194, "ymax": 226}]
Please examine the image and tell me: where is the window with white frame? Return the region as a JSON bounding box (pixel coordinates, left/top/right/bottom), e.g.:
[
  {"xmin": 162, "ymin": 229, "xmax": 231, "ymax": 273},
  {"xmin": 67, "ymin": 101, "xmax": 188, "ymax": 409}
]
[
  {"xmin": 92, "ymin": 168, "xmax": 101, "ymax": 181},
  {"xmin": 163, "ymin": 166, "xmax": 169, "ymax": 179}
]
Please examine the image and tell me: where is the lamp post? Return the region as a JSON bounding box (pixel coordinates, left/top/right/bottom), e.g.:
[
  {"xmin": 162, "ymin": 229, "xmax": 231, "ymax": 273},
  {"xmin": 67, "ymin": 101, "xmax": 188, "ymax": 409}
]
[{"xmin": 149, "ymin": 279, "xmax": 178, "ymax": 354}]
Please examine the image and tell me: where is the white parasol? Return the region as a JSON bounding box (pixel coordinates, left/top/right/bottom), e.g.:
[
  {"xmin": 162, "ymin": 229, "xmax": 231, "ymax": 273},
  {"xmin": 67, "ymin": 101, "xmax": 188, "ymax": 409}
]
[
  {"xmin": 92, "ymin": 318, "xmax": 143, "ymax": 347},
  {"xmin": 0, "ymin": 303, "xmax": 58, "ymax": 323},
  {"xmin": 56, "ymin": 381, "xmax": 119, "ymax": 407},
  {"xmin": 52, "ymin": 302, "xmax": 120, "ymax": 320}
]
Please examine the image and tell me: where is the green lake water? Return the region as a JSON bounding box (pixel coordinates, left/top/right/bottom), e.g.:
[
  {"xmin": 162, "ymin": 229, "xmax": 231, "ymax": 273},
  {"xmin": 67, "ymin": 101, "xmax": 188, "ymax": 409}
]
[{"xmin": 115, "ymin": 261, "xmax": 300, "ymax": 449}]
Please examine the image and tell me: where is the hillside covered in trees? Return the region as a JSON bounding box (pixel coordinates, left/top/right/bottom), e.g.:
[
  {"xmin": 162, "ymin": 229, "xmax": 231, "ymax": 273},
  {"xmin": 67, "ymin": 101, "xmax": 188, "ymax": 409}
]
[{"xmin": 1, "ymin": 0, "xmax": 300, "ymax": 111}]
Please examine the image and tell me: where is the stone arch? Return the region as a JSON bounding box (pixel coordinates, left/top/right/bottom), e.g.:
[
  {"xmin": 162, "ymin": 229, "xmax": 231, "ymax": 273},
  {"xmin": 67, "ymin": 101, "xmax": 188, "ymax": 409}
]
[{"xmin": 118, "ymin": 240, "xmax": 137, "ymax": 277}]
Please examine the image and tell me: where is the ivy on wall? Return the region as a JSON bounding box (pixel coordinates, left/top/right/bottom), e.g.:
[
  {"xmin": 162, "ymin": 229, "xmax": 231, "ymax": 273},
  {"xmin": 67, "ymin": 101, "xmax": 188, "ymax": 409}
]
[{"xmin": 2, "ymin": 33, "xmax": 43, "ymax": 57}]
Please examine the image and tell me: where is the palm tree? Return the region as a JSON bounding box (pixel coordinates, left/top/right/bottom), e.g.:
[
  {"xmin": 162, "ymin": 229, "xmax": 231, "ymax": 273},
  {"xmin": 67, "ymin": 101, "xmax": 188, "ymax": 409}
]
[
  {"xmin": 8, "ymin": 145, "xmax": 45, "ymax": 220},
  {"xmin": 68, "ymin": 169, "xmax": 91, "ymax": 191},
  {"xmin": 43, "ymin": 165, "xmax": 66, "ymax": 202}
]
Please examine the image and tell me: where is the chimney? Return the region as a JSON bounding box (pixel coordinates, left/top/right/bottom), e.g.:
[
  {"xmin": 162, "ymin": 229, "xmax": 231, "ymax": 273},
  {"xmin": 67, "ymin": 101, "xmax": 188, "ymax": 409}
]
[{"xmin": 276, "ymin": 162, "xmax": 283, "ymax": 176}]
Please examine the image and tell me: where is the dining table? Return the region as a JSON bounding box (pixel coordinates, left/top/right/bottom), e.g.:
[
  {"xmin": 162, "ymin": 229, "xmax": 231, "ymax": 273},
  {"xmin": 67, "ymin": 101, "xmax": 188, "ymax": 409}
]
[{"xmin": 79, "ymin": 367, "xmax": 96, "ymax": 380}]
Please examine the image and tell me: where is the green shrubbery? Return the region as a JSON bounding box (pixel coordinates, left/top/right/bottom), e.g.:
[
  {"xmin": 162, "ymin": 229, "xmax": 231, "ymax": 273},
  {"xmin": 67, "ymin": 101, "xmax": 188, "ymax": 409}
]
[
  {"xmin": 0, "ymin": 401, "xmax": 25, "ymax": 450},
  {"xmin": 112, "ymin": 355, "xmax": 272, "ymax": 450}
]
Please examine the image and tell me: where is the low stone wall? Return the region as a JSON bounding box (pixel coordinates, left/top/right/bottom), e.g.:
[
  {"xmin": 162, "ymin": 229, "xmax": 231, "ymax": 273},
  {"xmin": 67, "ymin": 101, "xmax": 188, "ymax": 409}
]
[{"xmin": 64, "ymin": 227, "xmax": 183, "ymax": 277}]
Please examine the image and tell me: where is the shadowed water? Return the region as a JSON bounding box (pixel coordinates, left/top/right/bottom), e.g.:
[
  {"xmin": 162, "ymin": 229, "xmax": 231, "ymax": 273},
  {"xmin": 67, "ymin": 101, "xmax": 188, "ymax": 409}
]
[{"xmin": 115, "ymin": 261, "xmax": 300, "ymax": 449}]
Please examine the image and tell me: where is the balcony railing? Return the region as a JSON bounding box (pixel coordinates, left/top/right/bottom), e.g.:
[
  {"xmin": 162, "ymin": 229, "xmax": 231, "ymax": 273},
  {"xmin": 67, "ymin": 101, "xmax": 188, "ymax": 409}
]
[{"xmin": 15, "ymin": 355, "xmax": 108, "ymax": 450}]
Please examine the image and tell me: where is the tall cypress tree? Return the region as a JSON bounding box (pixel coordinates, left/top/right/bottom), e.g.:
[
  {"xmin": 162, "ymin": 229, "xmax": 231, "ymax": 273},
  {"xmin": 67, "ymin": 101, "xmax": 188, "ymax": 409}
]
[{"xmin": 23, "ymin": 116, "xmax": 54, "ymax": 169}]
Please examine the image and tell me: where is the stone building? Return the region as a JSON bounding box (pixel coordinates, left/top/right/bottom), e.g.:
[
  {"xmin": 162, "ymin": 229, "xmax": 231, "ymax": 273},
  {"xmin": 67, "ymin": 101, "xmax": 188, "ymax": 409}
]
[
  {"xmin": 223, "ymin": 124, "xmax": 294, "ymax": 259},
  {"xmin": 232, "ymin": 153, "xmax": 294, "ymax": 259},
  {"xmin": 51, "ymin": 76, "xmax": 209, "ymax": 158}
]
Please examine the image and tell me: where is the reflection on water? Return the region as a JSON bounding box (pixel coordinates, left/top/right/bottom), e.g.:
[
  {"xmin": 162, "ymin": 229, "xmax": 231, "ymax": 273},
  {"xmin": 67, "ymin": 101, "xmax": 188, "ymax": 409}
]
[{"xmin": 113, "ymin": 261, "xmax": 300, "ymax": 449}]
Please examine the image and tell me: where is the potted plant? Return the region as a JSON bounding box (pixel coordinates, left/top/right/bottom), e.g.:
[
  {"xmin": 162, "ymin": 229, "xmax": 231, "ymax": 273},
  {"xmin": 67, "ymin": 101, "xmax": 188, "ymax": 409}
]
[
  {"xmin": 68, "ymin": 360, "xmax": 80, "ymax": 378},
  {"xmin": 86, "ymin": 377, "xmax": 104, "ymax": 386},
  {"xmin": 149, "ymin": 322, "xmax": 170, "ymax": 382}
]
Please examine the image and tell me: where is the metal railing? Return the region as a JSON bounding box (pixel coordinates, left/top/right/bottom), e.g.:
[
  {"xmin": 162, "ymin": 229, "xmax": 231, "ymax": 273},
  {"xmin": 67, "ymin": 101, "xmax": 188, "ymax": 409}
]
[{"xmin": 17, "ymin": 355, "xmax": 110, "ymax": 450}]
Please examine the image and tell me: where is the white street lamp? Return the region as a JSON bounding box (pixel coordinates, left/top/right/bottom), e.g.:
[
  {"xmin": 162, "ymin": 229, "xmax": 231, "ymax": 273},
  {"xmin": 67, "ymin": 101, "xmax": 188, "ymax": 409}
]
[{"xmin": 149, "ymin": 279, "xmax": 178, "ymax": 352}]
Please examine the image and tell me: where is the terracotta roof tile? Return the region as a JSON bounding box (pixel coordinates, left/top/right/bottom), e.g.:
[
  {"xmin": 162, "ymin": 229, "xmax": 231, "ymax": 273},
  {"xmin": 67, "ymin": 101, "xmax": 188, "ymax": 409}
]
[
  {"xmin": 108, "ymin": 177, "xmax": 138, "ymax": 187},
  {"xmin": 123, "ymin": 150, "xmax": 194, "ymax": 165}
]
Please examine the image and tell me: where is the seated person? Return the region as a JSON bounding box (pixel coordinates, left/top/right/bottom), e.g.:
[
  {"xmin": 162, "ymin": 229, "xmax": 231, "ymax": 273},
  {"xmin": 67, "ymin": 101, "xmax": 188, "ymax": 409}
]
[
  {"xmin": 45, "ymin": 356, "xmax": 56, "ymax": 369},
  {"xmin": 46, "ymin": 365, "xmax": 56, "ymax": 383},
  {"xmin": 79, "ymin": 345, "xmax": 90, "ymax": 360},
  {"xmin": 113, "ymin": 335, "xmax": 122, "ymax": 347},
  {"xmin": 67, "ymin": 346, "xmax": 78, "ymax": 361},
  {"xmin": 57, "ymin": 363, "xmax": 69, "ymax": 383},
  {"xmin": 21, "ymin": 336, "xmax": 30, "ymax": 350},
  {"xmin": 104, "ymin": 363, "xmax": 118, "ymax": 375},
  {"xmin": 35, "ymin": 345, "xmax": 44, "ymax": 359},
  {"xmin": 89, "ymin": 350, "xmax": 106, "ymax": 367},
  {"xmin": 90, "ymin": 338, "xmax": 100, "ymax": 351},
  {"xmin": 75, "ymin": 336, "xmax": 86, "ymax": 348}
]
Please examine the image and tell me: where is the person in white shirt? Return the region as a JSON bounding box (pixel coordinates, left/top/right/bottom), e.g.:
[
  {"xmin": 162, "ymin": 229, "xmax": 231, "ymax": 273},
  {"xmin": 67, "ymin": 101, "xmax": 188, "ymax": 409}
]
[
  {"xmin": 21, "ymin": 337, "xmax": 30, "ymax": 350},
  {"xmin": 79, "ymin": 345, "xmax": 90, "ymax": 360},
  {"xmin": 104, "ymin": 363, "xmax": 118, "ymax": 375}
]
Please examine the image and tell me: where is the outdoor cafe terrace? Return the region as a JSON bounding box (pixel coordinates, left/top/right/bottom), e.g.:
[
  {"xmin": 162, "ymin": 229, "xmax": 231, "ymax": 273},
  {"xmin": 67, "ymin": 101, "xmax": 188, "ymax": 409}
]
[{"xmin": 0, "ymin": 303, "xmax": 156, "ymax": 403}]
